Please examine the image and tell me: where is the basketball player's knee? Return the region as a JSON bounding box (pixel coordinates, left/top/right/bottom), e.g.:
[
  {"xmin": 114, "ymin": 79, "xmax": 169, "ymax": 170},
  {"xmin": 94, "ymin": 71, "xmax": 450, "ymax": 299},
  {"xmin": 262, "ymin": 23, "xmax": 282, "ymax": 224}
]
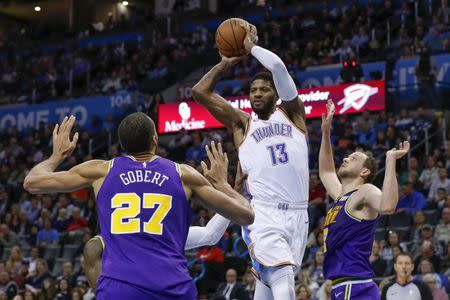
[
  {"xmin": 264, "ymin": 265, "xmax": 295, "ymax": 300},
  {"xmin": 261, "ymin": 265, "xmax": 295, "ymax": 286}
]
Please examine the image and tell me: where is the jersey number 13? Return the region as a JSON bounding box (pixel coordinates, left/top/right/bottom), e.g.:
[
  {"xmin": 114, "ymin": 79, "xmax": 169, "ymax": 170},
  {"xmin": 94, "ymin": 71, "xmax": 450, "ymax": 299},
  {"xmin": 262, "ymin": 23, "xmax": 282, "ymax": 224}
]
[{"xmin": 267, "ymin": 143, "xmax": 289, "ymax": 165}]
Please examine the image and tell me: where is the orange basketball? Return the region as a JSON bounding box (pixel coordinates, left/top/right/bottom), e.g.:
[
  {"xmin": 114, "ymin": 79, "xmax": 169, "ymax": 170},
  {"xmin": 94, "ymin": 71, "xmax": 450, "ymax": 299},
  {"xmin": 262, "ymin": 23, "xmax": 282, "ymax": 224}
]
[{"xmin": 215, "ymin": 18, "xmax": 248, "ymax": 58}]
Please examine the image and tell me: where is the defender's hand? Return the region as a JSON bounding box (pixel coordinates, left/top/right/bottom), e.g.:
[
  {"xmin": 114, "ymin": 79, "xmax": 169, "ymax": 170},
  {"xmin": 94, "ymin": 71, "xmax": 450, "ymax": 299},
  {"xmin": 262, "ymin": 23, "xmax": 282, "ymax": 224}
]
[
  {"xmin": 321, "ymin": 100, "xmax": 335, "ymax": 133},
  {"xmin": 52, "ymin": 116, "xmax": 79, "ymax": 161},
  {"xmin": 386, "ymin": 141, "xmax": 410, "ymax": 160},
  {"xmin": 201, "ymin": 141, "xmax": 229, "ymax": 186}
]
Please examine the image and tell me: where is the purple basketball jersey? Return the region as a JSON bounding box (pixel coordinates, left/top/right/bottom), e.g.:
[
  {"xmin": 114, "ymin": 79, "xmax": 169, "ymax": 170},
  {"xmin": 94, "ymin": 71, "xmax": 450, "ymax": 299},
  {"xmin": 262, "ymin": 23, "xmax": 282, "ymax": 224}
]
[
  {"xmin": 96, "ymin": 156, "xmax": 196, "ymax": 299},
  {"xmin": 323, "ymin": 189, "xmax": 379, "ymax": 280}
]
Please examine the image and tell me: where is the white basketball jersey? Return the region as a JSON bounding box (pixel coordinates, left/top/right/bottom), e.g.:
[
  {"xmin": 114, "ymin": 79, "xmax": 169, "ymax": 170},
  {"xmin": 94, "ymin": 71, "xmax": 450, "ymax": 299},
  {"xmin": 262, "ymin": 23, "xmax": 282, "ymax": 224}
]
[{"xmin": 239, "ymin": 108, "xmax": 309, "ymax": 207}]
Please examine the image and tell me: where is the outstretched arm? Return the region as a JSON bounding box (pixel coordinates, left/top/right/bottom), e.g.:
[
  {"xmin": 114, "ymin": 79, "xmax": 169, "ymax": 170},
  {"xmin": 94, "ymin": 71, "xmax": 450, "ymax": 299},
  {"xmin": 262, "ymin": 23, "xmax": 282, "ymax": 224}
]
[
  {"xmin": 319, "ymin": 100, "xmax": 341, "ymax": 200},
  {"xmin": 181, "ymin": 142, "xmax": 254, "ymax": 226},
  {"xmin": 192, "ymin": 57, "xmax": 249, "ymax": 130},
  {"xmin": 23, "ymin": 116, "xmax": 107, "ymax": 194},
  {"xmin": 242, "ymin": 22, "xmax": 306, "ymax": 131},
  {"xmin": 24, "ymin": 159, "xmax": 107, "ymax": 194},
  {"xmin": 361, "ymin": 142, "xmax": 410, "ymax": 214},
  {"xmin": 185, "ymin": 163, "xmax": 243, "ymax": 249},
  {"xmin": 185, "ymin": 214, "xmax": 230, "ymax": 250}
]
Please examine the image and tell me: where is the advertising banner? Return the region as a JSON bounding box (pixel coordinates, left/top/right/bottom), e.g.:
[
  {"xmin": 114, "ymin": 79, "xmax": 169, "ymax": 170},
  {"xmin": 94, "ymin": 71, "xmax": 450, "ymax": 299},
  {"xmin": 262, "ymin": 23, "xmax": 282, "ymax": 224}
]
[
  {"xmin": 0, "ymin": 93, "xmax": 133, "ymax": 132},
  {"xmin": 158, "ymin": 80, "xmax": 385, "ymax": 133}
]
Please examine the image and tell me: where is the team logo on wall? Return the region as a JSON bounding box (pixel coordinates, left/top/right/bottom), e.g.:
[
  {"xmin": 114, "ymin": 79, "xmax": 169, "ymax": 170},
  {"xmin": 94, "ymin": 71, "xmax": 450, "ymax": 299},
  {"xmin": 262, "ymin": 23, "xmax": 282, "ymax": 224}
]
[
  {"xmin": 178, "ymin": 102, "xmax": 191, "ymax": 120},
  {"xmin": 338, "ymin": 84, "xmax": 379, "ymax": 113}
]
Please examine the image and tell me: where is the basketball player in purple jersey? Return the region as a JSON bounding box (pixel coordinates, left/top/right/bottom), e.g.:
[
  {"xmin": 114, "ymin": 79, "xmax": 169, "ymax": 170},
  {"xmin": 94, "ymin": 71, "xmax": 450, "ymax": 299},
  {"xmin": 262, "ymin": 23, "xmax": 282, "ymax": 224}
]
[
  {"xmin": 83, "ymin": 164, "xmax": 244, "ymax": 290},
  {"xmin": 319, "ymin": 100, "xmax": 410, "ymax": 300},
  {"xmin": 23, "ymin": 113, "xmax": 254, "ymax": 300}
]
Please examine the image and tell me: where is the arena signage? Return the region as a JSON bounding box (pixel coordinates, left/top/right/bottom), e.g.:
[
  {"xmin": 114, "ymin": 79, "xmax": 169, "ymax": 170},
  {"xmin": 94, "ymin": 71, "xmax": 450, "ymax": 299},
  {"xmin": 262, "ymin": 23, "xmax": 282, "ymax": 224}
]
[
  {"xmin": 158, "ymin": 80, "xmax": 385, "ymax": 133},
  {"xmin": 0, "ymin": 93, "xmax": 133, "ymax": 132}
]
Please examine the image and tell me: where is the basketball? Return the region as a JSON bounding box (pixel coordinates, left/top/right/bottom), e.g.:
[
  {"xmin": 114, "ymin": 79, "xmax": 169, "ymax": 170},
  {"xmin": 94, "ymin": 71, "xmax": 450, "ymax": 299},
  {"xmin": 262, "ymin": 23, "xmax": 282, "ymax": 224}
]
[{"xmin": 215, "ymin": 18, "xmax": 248, "ymax": 58}]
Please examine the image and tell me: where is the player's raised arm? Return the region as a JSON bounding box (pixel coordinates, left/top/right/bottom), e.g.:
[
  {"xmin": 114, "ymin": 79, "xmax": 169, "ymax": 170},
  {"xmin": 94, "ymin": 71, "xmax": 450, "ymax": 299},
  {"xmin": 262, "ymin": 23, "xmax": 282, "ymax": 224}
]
[
  {"xmin": 241, "ymin": 22, "xmax": 306, "ymax": 132},
  {"xmin": 319, "ymin": 100, "xmax": 342, "ymax": 200},
  {"xmin": 23, "ymin": 116, "xmax": 107, "ymax": 194},
  {"xmin": 180, "ymin": 142, "xmax": 254, "ymax": 226},
  {"xmin": 192, "ymin": 56, "xmax": 249, "ymax": 130},
  {"xmin": 361, "ymin": 142, "xmax": 410, "ymax": 214}
]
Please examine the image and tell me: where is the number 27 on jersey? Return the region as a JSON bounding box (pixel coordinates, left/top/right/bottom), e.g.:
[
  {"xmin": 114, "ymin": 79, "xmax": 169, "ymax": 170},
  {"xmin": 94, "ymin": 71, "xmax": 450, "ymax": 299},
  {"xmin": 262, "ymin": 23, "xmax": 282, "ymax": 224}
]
[{"xmin": 110, "ymin": 193, "xmax": 172, "ymax": 235}]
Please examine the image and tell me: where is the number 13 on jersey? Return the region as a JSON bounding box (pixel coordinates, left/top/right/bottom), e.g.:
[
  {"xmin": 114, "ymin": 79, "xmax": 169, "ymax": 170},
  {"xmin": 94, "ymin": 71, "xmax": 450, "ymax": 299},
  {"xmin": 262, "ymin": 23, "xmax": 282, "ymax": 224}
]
[
  {"xmin": 267, "ymin": 143, "xmax": 288, "ymax": 165},
  {"xmin": 111, "ymin": 193, "xmax": 172, "ymax": 235}
]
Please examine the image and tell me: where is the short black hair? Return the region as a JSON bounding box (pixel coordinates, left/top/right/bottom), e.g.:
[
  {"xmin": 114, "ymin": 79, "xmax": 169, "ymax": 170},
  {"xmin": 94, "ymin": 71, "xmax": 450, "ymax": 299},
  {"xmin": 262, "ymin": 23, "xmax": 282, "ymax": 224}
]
[
  {"xmin": 250, "ymin": 72, "xmax": 276, "ymax": 91},
  {"xmin": 394, "ymin": 252, "xmax": 413, "ymax": 264},
  {"xmin": 118, "ymin": 112, "xmax": 156, "ymax": 154}
]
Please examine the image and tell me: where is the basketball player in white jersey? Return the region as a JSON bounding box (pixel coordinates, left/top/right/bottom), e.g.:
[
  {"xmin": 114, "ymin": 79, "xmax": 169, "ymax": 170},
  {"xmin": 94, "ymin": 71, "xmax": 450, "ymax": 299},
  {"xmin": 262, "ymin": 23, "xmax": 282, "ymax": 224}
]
[{"xmin": 192, "ymin": 21, "xmax": 308, "ymax": 300}]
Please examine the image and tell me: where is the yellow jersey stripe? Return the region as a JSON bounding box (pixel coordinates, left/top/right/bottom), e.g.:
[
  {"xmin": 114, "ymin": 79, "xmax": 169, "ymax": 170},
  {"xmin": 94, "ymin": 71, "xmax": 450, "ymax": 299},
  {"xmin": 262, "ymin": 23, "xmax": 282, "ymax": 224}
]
[
  {"xmin": 344, "ymin": 284, "xmax": 350, "ymax": 299},
  {"xmin": 94, "ymin": 235, "xmax": 105, "ymax": 250}
]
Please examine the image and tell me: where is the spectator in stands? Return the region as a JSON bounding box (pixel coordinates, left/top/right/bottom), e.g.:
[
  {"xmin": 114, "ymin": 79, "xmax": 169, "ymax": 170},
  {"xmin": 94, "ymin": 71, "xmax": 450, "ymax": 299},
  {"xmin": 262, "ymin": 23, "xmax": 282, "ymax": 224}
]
[
  {"xmin": 443, "ymin": 244, "xmax": 450, "ymax": 276},
  {"xmin": 197, "ymin": 245, "xmax": 225, "ymax": 295},
  {"xmin": 6, "ymin": 246, "xmax": 22, "ymax": 274},
  {"xmin": 429, "ymin": 168, "xmax": 450, "ymax": 201},
  {"xmin": 53, "ymin": 208, "xmax": 70, "ymax": 232},
  {"xmin": 185, "ymin": 137, "xmax": 207, "ymax": 163},
  {"xmin": 308, "ymin": 172, "xmax": 326, "ymax": 231},
  {"xmin": 40, "ymin": 277, "xmax": 57, "ymax": 300},
  {"xmin": 414, "ymin": 239, "xmax": 441, "ymax": 273},
  {"xmin": 56, "ymin": 262, "xmax": 76, "ymax": 288},
  {"xmin": 434, "ymin": 188, "xmax": 448, "ymax": 210},
  {"xmin": 309, "ymin": 248, "xmax": 325, "ymax": 282},
  {"xmin": 0, "ymin": 271, "xmax": 18, "ymax": 299},
  {"xmin": 316, "ymin": 280, "xmax": 332, "ymax": 300},
  {"xmin": 382, "ymin": 231, "xmax": 407, "ymax": 275},
  {"xmin": 435, "ymin": 207, "xmax": 450, "ymax": 244},
  {"xmin": 418, "ymin": 225, "xmax": 443, "ymax": 255},
  {"xmin": 212, "ymin": 268, "xmax": 249, "ymax": 300},
  {"xmin": 351, "ymin": 26, "xmax": 369, "ymax": 49},
  {"xmin": 56, "ymin": 278, "xmax": 70, "ymax": 300},
  {"xmin": 296, "ymin": 284, "xmax": 312, "ymax": 300},
  {"xmin": 414, "ymin": 258, "xmax": 444, "ymax": 289},
  {"xmin": 400, "ymin": 157, "xmax": 420, "ymax": 184},
  {"xmin": 17, "ymin": 210, "xmax": 31, "ymax": 236},
  {"xmin": 24, "ymin": 247, "xmax": 39, "ymax": 276},
  {"xmin": 26, "ymin": 259, "xmax": 51, "ymax": 290},
  {"xmin": 0, "ymin": 224, "xmax": 19, "ymax": 249},
  {"xmin": 54, "ymin": 195, "xmax": 74, "ymax": 218},
  {"xmin": 395, "ymin": 109, "xmax": 414, "ymax": 131},
  {"xmin": 297, "ymin": 269, "xmax": 319, "ymax": 297},
  {"xmin": 36, "ymin": 218, "xmax": 59, "ymax": 248},
  {"xmin": 71, "ymin": 288, "xmax": 84, "ymax": 300},
  {"xmin": 419, "ymin": 157, "xmax": 439, "ymax": 193},
  {"xmin": 27, "ymin": 198, "xmax": 41, "ymax": 223},
  {"xmin": 410, "ymin": 211, "xmax": 426, "ymax": 241},
  {"xmin": 355, "ymin": 119, "xmax": 376, "ymax": 146},
  {"xmin": 397, "ymin": 182, "xmax": 427, "ymax": 213},
  {"xmin": 242, "ymin": 270, "xmax": 255, "ymax": 299},
  {"xmin": 35, "ymin": 208, "xmax": 51, "ymax": 230},
  {"xmin": 423, "ymin": 273, "xmax": 449, "ymax": 300},
  {"xmin": 370, "ymin": 240, "xmax": 387, "ymax": 277},
  {"xmin": 67, "ymin": 207, "xmax": 88, "ymax": 233}
]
